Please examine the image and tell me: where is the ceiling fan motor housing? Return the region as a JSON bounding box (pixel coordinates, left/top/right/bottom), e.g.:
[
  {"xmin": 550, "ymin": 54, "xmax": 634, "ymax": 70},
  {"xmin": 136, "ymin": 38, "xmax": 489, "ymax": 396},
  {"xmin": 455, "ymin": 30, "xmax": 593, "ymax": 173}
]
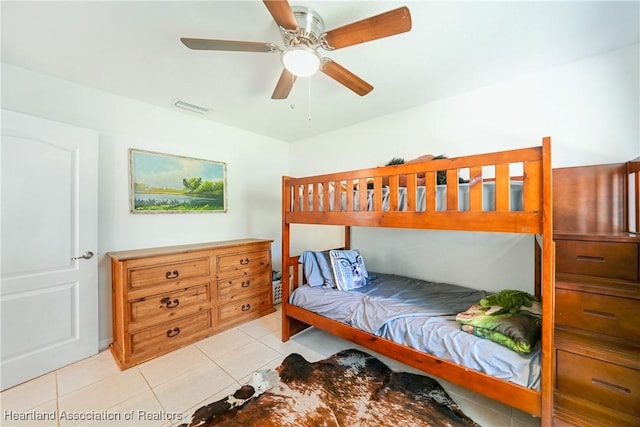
[{"xmin": 285, "ymin": 7, "xmax": 325, "ymax": 48}]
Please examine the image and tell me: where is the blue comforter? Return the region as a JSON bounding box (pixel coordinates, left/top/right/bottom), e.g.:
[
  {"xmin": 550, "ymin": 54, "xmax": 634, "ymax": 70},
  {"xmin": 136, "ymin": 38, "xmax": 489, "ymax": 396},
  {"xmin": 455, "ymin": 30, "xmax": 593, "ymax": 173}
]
[{"xmin": 289, "ymin": 273, "xmax": 541, "ymax": 390}]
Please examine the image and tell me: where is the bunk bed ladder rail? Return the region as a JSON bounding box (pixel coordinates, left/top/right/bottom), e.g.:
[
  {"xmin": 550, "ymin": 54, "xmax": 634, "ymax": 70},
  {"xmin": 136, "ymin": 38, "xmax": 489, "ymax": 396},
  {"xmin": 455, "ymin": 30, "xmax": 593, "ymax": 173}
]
[{"xmin": 628, "ymin": 157, "xmax": 640, "ymax": 233}]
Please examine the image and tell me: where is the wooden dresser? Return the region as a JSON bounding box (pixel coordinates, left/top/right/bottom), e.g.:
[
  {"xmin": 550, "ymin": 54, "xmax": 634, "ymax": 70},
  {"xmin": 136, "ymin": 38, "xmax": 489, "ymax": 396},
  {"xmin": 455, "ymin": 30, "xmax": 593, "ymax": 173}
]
[
  {"xmin": 552, "ymin": 163, "xmax": 640, "ymax": 426},
  {"xmin": 108, "ymin": 239, "xmax": 274, "ymax": 369}
]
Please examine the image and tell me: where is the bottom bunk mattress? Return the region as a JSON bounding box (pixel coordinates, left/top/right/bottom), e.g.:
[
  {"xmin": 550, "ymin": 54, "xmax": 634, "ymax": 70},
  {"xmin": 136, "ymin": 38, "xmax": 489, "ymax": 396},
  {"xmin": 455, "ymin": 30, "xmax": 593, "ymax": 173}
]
[{"xmin": 289, "ymin": 273, "xmax": 541, "ymax": 390}]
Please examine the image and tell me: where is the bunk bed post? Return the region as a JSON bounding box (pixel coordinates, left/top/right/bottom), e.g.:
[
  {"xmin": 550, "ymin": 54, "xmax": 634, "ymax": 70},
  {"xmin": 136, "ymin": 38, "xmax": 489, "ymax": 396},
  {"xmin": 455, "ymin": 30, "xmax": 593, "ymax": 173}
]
[
  {"xmin": 534, "ymin": 240, "xmax": 541, "ymax": 299},
  {"xmin": 281, "ymin": 176, "xmax": 292, "ymax": 341},
  {"xmin": 282, "ymin": 176, "xmax": 312, "ymax": 341},
  {"xmin": 540, "ymin": 136, "xmax": 555, "ymax": 426},
  {"xmin": 627, "ymin": 157, "xmax": 640, "ymax": 233},
  {"xmin": 344, "ymin": 225, "xmax": 351, "ymax": 249}
]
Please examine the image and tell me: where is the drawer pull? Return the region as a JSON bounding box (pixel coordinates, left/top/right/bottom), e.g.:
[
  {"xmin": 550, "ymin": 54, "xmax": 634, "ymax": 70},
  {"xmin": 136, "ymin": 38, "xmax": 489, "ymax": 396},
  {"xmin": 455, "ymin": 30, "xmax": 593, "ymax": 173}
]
[
  {"xmin": 583, "ymin": 309, "xmax": 615, "ymax": 319},
  {"xmin": 576, "ymin": 255, "xmax": 605, "ymax": 263},
  {"xmin": 166, "ymin": 327, "xmax": 180, "ymax": 338},
  {"xmin": 241, "ymin": 304, "xmax": 251, "ymax": 311},
  {"xmin": 592, "ymin": 378, "xmax": 631, "ymax": 395},
  {"xmin": 240, "ymin": 258, "xmax": 250, "ymax": 265},
  {"xmin": 160, "ymin": 297, "xmax": 180, "ymax": 309},
  {"xmin": 241, "ymin": 281, "xmax": 251, "ymax": 288},
  {"xmin": 165, "ymin": 270, "xmax": 180, "ymax": 279}
]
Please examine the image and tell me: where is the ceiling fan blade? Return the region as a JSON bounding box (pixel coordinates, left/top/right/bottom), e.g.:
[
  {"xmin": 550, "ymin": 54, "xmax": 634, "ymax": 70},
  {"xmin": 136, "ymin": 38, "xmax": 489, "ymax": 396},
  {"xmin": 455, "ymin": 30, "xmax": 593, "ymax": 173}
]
[
  {"xmin": 323, "ymin": 6, "xmax": 412, "ymax": 50},
  {"xmin": 271, "ymin": 69, "xmax": 297, "ymax": 99},
  {"xmin": 180, "ymin": 38, "xmax": 277, "ymax": 53},
  {"xmin": 321, "ymin": 59, "xmax": 373, "ymax": 96},
  {"xmin": 263, "ymin": 0, "xmax": 298, "ymax": 31}
]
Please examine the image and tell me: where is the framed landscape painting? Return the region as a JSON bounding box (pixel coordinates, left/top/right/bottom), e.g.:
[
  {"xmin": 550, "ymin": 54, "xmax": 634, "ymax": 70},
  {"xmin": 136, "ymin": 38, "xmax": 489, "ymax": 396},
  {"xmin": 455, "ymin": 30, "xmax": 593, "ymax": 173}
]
[{"xmin": 129, "ymin": 149, "xmax": 227, "ymax": 213}]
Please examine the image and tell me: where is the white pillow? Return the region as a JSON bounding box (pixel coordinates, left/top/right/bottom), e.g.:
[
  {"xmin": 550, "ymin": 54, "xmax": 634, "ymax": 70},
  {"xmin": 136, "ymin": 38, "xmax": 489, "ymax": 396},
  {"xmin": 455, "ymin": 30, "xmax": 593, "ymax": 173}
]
[{"xmin": 329, "ymin": 249, "xmax": 369, "ymax": 291}]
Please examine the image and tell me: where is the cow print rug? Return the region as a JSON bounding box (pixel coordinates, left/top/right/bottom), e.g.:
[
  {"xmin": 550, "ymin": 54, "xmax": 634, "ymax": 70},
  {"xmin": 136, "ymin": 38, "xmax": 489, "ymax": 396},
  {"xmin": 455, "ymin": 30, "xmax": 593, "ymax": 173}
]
[{"xmin": 178, "ymin": 349, "xmax": 480, "ymax": 426}]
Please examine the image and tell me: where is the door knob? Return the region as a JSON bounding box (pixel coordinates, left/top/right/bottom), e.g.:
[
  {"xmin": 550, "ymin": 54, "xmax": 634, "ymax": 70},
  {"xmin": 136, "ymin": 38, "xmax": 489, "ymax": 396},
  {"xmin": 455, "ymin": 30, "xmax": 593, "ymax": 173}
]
[{"xmin": 72, "ymin": 251, "xmax": 94, "ymax": 260}]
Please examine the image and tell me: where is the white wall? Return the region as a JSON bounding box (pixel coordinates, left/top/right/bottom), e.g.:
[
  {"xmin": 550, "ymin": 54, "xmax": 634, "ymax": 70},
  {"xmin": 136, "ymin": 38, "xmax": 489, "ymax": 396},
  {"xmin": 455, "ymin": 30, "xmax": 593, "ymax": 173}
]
[
  {"xmin": 1, "ymin": 63, "xmax": 289, "ymax": 348},
  {"xmin": 289, "ymin": 44, "xmax": 640, "ymax": 292}
]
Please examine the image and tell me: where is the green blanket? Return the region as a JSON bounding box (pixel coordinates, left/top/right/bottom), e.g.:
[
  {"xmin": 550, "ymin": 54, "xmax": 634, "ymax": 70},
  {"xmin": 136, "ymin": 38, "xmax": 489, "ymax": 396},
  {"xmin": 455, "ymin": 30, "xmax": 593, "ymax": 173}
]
[{"xmin": 456, "ymin": 290, "xmax": 541, "ymax": 354}]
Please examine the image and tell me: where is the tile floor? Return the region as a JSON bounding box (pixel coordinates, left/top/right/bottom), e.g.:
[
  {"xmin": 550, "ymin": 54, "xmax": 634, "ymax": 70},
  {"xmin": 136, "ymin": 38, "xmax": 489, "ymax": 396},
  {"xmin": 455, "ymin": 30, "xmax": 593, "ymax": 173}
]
[{"xmin": 0, "ymin": 306, "xmax": 541, "ymax": 427}]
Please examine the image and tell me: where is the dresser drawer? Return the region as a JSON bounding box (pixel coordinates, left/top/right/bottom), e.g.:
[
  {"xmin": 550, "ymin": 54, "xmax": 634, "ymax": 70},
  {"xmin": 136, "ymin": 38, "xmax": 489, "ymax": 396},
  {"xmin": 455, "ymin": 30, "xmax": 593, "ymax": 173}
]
[
  {"xmin": 131, "ymin": 311, "xmax": 211, "ymax": 356},
  {"xmin": 129, "ymin": 284, "xmax": 211, "ymax": 330},
  {"xmin": 217, "ymin": 272, "xmax": 269, "ymax": 301},
  {"xmin": 217, "ymin": 292, "xmax": 270, "ymax": 324},
  {"xmin": 556, "ymin": 289, "xmax": 640, "ymax": 342},
  {"xmin": 217, "ymin": 250, "xmax": 270, "ymax": 278},
  {"xmin": 555, "ymin": 240, "xmax": 638, "ymax": 281},
  {"xmin": 556, "ymin": 350, "xmax": 640, "ymax": 417},
  {"xmin": 129, "ymin": 257, "xmax": 210, "ymax": 290}
]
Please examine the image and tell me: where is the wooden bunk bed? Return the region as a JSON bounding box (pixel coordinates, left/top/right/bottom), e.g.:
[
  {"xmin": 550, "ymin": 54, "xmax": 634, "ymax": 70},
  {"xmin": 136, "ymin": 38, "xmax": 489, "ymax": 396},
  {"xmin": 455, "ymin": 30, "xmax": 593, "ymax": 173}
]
[{"xmin": 281, "ymin": 137, "xmax": 554, "ymax": 423}]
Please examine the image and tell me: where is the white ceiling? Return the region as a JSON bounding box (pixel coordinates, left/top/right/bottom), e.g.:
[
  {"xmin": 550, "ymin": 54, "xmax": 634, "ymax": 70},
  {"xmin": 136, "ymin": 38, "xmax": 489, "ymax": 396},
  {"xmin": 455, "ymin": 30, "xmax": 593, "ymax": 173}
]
[{"xmin": 2, "ymin": 1, "xmax": 638, "ymax": 142}]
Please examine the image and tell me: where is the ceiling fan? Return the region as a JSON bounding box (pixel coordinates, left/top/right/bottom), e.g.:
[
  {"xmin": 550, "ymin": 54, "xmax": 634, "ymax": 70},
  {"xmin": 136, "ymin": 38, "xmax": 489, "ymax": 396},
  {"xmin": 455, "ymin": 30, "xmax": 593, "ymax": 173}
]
[{"xmin": 180, "ymin": 0, "xmax": 412, "ymax": 100}]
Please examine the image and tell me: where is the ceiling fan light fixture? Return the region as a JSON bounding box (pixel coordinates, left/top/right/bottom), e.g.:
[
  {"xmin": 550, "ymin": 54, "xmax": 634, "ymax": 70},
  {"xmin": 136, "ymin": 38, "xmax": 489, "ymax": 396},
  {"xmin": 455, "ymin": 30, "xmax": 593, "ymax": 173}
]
[{"xmin": 281, "ymin": 45, "xmax": 321, "ymax": 77}]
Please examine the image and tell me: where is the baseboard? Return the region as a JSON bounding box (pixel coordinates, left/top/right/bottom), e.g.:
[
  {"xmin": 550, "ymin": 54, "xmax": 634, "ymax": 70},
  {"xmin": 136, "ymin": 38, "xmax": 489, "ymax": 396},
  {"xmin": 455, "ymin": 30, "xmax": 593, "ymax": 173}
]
[{"xmin": 99, "ymin": 338, "xmax": 112, "ymax": 352}]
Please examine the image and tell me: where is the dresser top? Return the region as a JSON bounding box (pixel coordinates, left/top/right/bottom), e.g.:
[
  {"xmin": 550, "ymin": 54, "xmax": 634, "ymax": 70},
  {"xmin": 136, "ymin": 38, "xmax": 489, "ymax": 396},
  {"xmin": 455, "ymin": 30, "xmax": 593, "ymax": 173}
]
[
  {"xmin": 107, "ymin": 238, "xmax": 273, "ymax": 261},
  {"xmin": 554, "ymin": 231, "xmax": 640, "ymax": 243}
]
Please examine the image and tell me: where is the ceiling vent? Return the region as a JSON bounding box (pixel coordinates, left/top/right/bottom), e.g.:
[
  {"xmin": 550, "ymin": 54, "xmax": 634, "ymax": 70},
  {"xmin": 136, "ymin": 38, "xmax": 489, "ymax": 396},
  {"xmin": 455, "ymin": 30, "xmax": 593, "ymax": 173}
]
[{"xmin": 173, "ymin": 99, "xmax": 211, "ymax": 115}]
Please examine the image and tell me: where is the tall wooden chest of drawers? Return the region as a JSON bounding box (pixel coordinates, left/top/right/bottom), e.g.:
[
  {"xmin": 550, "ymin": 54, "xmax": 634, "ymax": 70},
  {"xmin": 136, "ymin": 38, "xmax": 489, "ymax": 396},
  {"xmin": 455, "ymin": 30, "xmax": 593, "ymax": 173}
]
[
  {"xmin": 108, "ymin": 239, "xmax": 274, "ymax": 369},
  {"xmin": 553, "ymin": 233, "xmax": 640, "ymax": 426}
]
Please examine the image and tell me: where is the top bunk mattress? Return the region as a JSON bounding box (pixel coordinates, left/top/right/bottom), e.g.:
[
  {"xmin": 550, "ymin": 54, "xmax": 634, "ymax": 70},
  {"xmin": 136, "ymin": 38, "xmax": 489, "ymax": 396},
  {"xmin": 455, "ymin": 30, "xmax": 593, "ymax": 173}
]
[{"xmin": 289, "ymin": 273, "xmax": 541, "ymax": 390}]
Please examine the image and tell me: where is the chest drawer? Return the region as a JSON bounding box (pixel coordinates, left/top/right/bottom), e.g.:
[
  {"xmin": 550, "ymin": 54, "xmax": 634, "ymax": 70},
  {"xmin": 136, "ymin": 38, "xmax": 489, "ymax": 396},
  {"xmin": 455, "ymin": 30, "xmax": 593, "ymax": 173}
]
[
  {"xmin": 217, "ymin": 250, "xmax": 270, "ymax": 278},
  {"xmin": 217, "ymin": 272, "xmax": 269, "ymax": 301},
  {"xmin": 555, "ymin": 289, "xmax": 640, "ymax": 342},
  {"xmin": 131, "ymin": 311, "xmax": 212, "ymax": 356},
  {"xmin": 129, "ymin": 257, "xmax": 210, "ymax": 290},
  {"xmin": 556, "ymin": 350, "xmax": 640, "ymax": 417},
  {"xmin": 555, "ymin": 240, "xmax": 638, "ymax": 281},
  {"xmin": 129, "ymin": 284, "xmax": 211, "ymax": 330},
  {"xmin": 216, "ymin": 292, "xmax": 270, "ymax": 324}
]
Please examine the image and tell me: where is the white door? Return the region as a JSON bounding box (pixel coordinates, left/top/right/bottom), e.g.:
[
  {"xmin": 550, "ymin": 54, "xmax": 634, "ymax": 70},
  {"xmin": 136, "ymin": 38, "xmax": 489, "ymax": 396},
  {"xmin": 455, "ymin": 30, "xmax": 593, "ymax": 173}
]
[{"xmin": 1, "ymin": 109, "xmax": 99, "ymax": 391}]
